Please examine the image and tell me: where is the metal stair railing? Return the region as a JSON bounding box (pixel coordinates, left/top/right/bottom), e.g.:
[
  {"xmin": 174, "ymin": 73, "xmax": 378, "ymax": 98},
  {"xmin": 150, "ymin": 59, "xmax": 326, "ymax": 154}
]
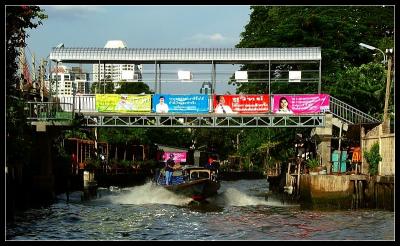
[{"xmin": 329, "ymin": 96, "xmax": 381, "ymax": 125}]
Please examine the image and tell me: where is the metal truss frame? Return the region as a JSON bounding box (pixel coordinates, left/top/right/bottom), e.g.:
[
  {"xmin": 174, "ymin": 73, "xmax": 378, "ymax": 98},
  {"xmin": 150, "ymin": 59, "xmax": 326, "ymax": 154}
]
[{"xmin": 81, "ymin": 113, "xmax": 325, "ymax": 128}]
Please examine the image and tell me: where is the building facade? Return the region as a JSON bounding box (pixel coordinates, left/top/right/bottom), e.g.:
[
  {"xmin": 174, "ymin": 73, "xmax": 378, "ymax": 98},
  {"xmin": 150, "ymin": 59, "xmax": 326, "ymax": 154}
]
[
  {"xmin": 92, "ymin": 40, "xmax": 143, "ymax": 91},
  {"xmin": 45, "ymin": 65, "xmax": 90, "ymax": 95}
]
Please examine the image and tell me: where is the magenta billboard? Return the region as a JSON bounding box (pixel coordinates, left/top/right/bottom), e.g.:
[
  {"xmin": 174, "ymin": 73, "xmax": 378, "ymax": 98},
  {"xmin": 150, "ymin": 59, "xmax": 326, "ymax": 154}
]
[
  {"xmin": 273, "ymin": 94, "xmax": 330, "ymax": 114},
  {"xmin": 162, "ymin": 152, "xmax": 187, "ymax": 163}
]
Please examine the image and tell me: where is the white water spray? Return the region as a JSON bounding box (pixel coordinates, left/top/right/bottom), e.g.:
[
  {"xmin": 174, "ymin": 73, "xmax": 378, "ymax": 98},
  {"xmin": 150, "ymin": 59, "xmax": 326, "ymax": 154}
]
[
  {"xmin": 210, "ymin": 188, "xmax": 298, "ymax": 207},
  {"xmin": 106, "ymin": 181, "xmax": 193, "ymax": 206}
]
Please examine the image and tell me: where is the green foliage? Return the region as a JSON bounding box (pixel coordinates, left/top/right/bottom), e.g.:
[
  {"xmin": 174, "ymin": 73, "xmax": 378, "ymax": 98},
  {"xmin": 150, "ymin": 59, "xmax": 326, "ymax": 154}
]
[
  {"xmin": 134, "ymin": 160, "xmax": 157, "ymax": 169},
  {"xmin": 119, "ymin": 159, "xmax": 132, "ymax": 168},
  {"xmin": 238, "ymin": 128, "xmax": 298, "ymax": 167},
  {"xmin": 84, "ymin": 158, "xmax": 101, "ymax": 170},
  {"xmin": 6, "ymin": 6, "xmax": 47, "ymax": 95},
  {"xmin": 98, "ymin": 128, "xmax": 149, "ymax": 145},
  {"xmin": 230, "ymin": 6, "xmax": 394, "ymax": 164},
  {"xmin": 306, "ymin": 158, "xmax": 320, "ymax": 171},
  {"xmin": 364, "ymin": 142, "xmax": 382, "ymax": 175},
  {"xmin": 6, "ymin": 97, "xmax": 33, "ymax": 164},
  {"xmin": 6, "ymin": 6, "xmax": 47, "ymax": 166},
  {"xmin": 330, "ymin": 62, "xmax": 387, "ymax": 119},
  {"xmin": 90, "ymin": 81, "xmax": 114, "ymax": 94},
  {"xmin": 146, "ymin": 128, "xmax": 195, "ymax": 152},
  {"xmin": 63, "ymin": 129, "xmax": 91, "ymax": 140},
  {"xmin": 236, "ymin": 6, "xmax": 394, "ymax": 118},
  {"xmin": 115, "ymin": 82, "xmax": 153, "ymax": 94}
]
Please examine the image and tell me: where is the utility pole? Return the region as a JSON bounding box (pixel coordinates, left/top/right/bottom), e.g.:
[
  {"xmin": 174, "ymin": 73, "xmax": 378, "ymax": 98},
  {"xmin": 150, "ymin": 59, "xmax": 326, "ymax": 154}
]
[
  {"xmin": 39, "ymin": 58, "xmax": 45, "ymax": 102},
  {"xmin": 383, "ymin": 49, "xmax": 393, "ymax": 133},
  {"xmin": 32, "ymin": 52, "xmax": 36, "ymax": 88}
]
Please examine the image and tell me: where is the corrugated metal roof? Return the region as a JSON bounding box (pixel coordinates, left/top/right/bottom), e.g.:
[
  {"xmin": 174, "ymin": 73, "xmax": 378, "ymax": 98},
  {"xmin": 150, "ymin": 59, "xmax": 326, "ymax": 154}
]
[{"xmin": 50, "ymin": 47, "xmax": 321, "ymax": 64}]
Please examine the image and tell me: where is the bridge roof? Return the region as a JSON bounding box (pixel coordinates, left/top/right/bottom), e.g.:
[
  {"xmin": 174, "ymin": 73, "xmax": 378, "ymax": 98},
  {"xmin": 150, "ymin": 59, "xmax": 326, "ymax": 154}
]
[{"xmin": 49, "ymin": 47, "xmax": 321, "ymax": 64}]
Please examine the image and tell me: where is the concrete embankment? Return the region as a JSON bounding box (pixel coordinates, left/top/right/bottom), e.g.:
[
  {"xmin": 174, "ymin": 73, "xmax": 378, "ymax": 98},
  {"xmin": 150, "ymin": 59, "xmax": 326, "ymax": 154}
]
[
  {"xmin": 299, "ymin": 174, "xmax": 394, "ymax": 210},
  {"xmin": 267, "ymin": 174, "xmax": 394, "ymax": 211}
]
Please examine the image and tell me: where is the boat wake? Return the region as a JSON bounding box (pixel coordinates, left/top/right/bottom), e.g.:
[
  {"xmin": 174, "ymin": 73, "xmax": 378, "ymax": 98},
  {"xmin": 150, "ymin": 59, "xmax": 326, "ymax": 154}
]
[
  {"xmin": 105, "ymin": 181, "xmax": 193, "ymax": 206},
  {"xmin": 209, "ymin": 188, "xmax": 298, "ymax": 207}
]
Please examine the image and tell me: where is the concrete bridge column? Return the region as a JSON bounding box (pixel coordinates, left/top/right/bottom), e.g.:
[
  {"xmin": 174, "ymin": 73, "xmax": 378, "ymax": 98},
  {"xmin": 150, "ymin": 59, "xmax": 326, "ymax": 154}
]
[
  {"xmin": 314, "ymin": 113, "xmax": 333, "ymax": 173},
  {"xmin": 32, "ymin": 123, "xmax": 56, "ymax": 204}
]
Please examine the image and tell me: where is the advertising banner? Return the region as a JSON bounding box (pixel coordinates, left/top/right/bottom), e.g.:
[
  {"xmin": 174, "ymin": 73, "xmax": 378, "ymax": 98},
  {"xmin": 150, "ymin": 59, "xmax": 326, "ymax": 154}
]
[
  {"xmin": 162, "ymin": 152, "xmax": 187, "ymax": 163},
  {"xmin": 213, "ymin": 94, "xmax": 270, "ymax": 114},
  {"xmin": 152, "ymin": 94, "xmax": 209, "ymax": 113},
  {"xmin": 95, "ymin": 94, "xmax": 152, "ymax": 113},
  {"xmin": 273, "ymin": 94, "xmax": 330, "ymax": 114}
]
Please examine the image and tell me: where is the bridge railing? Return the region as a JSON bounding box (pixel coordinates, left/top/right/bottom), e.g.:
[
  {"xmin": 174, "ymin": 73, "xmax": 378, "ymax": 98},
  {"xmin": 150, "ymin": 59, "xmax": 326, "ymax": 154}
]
[
  {"xmin": 26, "ymin": 101, "xmax": 74, "ymax": 121},
  {"xmin": 329, "ymin": 96, "xmax": 381, "ymax": 124},
  {"xmin": 58, "ymin": 95, "xmax": 97, "ymax": 112},
  {"xmin": 48, "ymin": 94, "xmax": 381, "ymax": 125}
]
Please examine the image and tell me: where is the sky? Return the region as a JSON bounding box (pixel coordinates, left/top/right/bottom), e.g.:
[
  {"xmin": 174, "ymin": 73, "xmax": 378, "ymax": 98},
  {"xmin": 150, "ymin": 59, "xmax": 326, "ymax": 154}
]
[{"xmin": 25, "ymin": 5, "xmax": 252, "ymax": 94}]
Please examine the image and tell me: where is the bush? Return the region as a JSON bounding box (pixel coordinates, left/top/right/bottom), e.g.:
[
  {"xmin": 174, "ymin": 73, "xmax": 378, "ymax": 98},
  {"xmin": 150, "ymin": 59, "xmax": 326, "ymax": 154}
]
[
  {"xmin": 306, "ymin": 158, "xmax": 320, "ymax": 171},
  {"xmin": 364, "ymin": 142, "xmax": 382, "ymax": 175},
  {"xmin": 84, "ymin": 158, "xmax": 101, "ymax": 170},
  {"xmin": 119, "ymin": 159, "xmax": 132, "ymax": 168}
]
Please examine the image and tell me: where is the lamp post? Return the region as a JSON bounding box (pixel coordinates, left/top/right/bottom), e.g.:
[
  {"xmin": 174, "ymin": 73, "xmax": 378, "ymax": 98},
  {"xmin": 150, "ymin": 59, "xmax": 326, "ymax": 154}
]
[
  {"xmin": 383, "ymin": 49, "xmax": 393, "ymax": 126},
  {"xmin": 359, "ymin": 42, "xmax": 394, "ymax": 130},
  {"xmin": 359, "ymin": 43, "xmax": 387, "ymax": 64}
]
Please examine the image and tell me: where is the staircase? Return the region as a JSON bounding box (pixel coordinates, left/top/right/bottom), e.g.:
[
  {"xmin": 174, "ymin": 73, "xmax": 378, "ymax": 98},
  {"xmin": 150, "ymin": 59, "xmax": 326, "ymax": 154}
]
[{"xmin": 329, "ymin": 96, "xmax": 381, "ymax": 125}]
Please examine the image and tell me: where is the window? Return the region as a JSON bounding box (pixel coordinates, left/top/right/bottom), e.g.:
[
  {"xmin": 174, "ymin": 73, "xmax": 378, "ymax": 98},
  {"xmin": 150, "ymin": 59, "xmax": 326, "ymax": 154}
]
[{"xmin": 52, "ymin": 75, "xmax": 62, "ymax": 80}]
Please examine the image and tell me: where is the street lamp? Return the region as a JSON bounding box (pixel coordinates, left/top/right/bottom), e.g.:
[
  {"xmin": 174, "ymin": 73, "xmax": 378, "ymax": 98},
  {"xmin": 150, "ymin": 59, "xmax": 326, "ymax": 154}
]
[
  {"xmin": 359, "ymin": 42, "xmax": 394, "ymax": 129},
  {"xmin": 359, "ymin": 43, "xmax": 387, "ymax": 64}
]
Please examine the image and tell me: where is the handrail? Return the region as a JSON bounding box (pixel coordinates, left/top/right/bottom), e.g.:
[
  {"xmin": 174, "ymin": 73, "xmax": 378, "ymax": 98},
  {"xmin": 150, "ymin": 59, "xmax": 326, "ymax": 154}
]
[
  {"xmin": 24, "ymin": 94, "xmax": 381, "ymax": 126},
  {"xmin": 26, "ymin": 101, "xmax": 74, "ymax": 121},
  {"xmin": 329, "ymin": 96, "xmax": 381, "ymax": 125}
]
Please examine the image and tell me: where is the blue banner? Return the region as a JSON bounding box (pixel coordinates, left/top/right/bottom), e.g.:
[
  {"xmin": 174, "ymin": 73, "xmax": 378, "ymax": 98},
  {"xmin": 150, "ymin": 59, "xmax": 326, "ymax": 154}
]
[{"xmin": 152, "ymin": 94, "xmax": 209, "ymax": 113}]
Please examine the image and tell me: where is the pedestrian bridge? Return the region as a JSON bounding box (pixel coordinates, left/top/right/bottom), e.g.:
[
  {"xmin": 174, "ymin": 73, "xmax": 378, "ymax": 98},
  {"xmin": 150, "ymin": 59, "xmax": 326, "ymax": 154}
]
[
  {"xmin": 26, "ymin": 46, "xmax": 380, "ymax": 129},
  {"xmin": 26, "ymin": 94, "xmax": 380, "ymax": 128}
]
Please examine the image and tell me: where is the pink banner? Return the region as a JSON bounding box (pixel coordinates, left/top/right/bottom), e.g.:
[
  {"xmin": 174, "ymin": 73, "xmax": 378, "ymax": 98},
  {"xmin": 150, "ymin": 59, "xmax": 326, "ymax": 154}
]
[
  {"xmin": 273, "ymin": 94, "xmax": 330, "ymax": 114},
  {"xmin": 213, "ymin": 94, "xmax": 270, "ymax": 114},
  {"xmin": 162, "ymin": 152, "xmax": 187, "ymax": 163}
]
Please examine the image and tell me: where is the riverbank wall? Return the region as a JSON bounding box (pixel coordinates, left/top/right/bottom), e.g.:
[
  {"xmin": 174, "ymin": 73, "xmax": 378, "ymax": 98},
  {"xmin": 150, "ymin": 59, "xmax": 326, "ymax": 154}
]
[{"xmin": 298, "ymin": 174, "xmax": 394, "ymax": 210}]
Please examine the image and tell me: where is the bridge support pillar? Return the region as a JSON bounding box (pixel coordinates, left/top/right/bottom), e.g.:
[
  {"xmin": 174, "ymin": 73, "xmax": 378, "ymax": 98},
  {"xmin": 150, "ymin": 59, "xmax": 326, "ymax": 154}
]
[
  {"xmin": 31, "ymin": 129, "xmax": 56, "ymax": 205},
  {"xmin": 313, "ymin": 113, "xmax": 333, "ymax": 173}
]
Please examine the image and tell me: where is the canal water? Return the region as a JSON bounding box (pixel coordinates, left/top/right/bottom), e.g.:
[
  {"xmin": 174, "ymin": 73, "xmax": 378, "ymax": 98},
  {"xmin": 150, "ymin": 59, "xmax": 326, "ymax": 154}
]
[{"xmin": 6, "ymin": 179, "xmax": 394, "ymax": 240}]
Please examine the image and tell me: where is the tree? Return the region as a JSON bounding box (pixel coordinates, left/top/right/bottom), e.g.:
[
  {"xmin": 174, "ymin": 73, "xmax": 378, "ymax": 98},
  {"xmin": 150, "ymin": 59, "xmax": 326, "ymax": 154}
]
[
  {"xmin": 6, "ymin": 6, "xmax": 47, "ymax": 165},
  {"xmin": 6, "ymin": 6, "xmax": 47, "ymax": 218},
  {"xmin": 189, "ymin": 128, "xmax": 238, "ymax": 160},
  {"xmin": 99, "ymin": 126, "xmax": 157, "ymax": 161},
  {"xmin": 116, "ymin": 82, "xmax": 153, "ymax": 94},
  {"xmin": 235, "ymin": 6, "xmax": 394, "ymax": 101},
  {"xmin": 90, "ymin": 81, "xmax": 114, "ymax": 94},
  {"xmin": 330, "ymin": 62, "xmax": 387, "ymax": 119},
  {"xmin": 232, "ymin": 6, "xmax": 394, "ymax": 164},
  {"xmin": 364, "ymin": 142, "xmax": 382, "ymax": 175},
  {"xmin": 257, "ymin": 140, "xmax": 281, "ymax": 171},
  {"xmin": 6, "ymin": 5, "xmax": 47, "ymax": 96},
  {"xmin": 237, "ymin": 127, "xmax": 302, "ymax": 171}
]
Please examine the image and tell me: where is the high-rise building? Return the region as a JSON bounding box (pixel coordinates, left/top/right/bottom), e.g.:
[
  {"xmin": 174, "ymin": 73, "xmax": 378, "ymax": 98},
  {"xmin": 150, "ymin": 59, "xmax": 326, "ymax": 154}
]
[
  {"xmin": 92, "ymin": 40, "xmax": 143, "ymax": 90},
  {"xmin": 45, "ymin": 64, "xmax": 90, "ymax": 95}
]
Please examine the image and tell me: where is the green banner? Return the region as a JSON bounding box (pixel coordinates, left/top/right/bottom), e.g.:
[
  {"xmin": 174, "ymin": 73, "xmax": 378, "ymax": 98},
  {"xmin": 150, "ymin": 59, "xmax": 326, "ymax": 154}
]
[{"xmin": 96, "ymin": 94, "xmax": 152, "ymax": 113}]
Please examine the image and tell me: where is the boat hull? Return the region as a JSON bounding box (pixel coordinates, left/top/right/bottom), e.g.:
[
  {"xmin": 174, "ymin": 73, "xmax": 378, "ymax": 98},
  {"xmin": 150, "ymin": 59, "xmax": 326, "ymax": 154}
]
[{"xmin": 164, "ymin": 178, "xmax": 220, "ymax": 201}]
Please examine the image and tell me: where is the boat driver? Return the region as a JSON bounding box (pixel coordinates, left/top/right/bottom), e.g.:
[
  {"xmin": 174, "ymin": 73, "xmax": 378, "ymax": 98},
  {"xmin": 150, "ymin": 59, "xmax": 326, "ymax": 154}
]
[{"xmin": 165, "ymin": 154, "xmax": 175, "ymax": 185}]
